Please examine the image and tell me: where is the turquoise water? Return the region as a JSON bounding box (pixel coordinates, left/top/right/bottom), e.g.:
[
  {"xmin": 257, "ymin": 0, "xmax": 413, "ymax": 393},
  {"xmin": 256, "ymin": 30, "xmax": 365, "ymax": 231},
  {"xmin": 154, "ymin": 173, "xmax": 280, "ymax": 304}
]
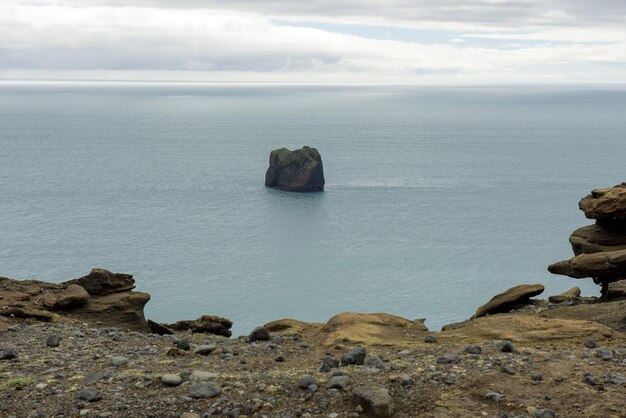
[{"xmin": 1, "ymin": 83, "xmax": 625, "ymax": 335}]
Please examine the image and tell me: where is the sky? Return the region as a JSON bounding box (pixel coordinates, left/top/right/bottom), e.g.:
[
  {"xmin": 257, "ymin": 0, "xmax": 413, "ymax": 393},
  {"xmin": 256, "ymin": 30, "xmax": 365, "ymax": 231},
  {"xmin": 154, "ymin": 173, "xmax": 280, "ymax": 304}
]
[{"xmin": 1, "ymin": 0, "xmax": 626, "ymax": 83}]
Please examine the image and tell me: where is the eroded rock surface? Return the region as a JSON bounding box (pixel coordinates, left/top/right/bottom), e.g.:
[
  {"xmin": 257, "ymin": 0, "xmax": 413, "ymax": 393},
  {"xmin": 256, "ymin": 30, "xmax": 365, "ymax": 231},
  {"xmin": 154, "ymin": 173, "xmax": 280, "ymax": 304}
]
[
  {"xmin": 473, "ymin": 284, "xmax": 545, "ymax": 318},
  {"xmin": 264, "ymin": 146, "xmax": 325, "ymax": 192}
]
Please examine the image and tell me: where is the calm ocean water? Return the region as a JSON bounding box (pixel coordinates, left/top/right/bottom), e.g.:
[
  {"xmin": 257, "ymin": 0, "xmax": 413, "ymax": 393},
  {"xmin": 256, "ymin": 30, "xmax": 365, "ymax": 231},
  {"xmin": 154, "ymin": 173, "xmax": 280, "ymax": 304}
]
[{"xmin": 1, "ymin": 83, "xmax": 625, "ymax": 335}]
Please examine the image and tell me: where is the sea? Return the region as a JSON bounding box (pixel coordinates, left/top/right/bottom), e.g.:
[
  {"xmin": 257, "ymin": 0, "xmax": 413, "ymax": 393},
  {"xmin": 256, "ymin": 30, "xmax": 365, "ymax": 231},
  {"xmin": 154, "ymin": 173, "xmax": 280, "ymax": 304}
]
[{"xmin": 1, "ymin": 83, "xmax": 625, "ymax": 335}]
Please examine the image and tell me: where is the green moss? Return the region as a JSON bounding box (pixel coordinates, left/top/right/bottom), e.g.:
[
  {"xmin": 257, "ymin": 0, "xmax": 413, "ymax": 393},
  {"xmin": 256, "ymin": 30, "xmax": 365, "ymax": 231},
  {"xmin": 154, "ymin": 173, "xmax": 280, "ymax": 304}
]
[{"xmin": 0, "ymin": 377, "xmax": 33, "ymax": 391}]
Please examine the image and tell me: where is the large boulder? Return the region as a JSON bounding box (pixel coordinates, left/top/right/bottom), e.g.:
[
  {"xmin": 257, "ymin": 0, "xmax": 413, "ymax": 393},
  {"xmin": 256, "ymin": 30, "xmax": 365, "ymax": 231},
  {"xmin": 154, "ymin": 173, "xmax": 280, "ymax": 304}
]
[
  {"xmin": 167, "ymin": 315, "xmax": 233, "ymax": 337},
  {"xmin": 579, "ymin": 183, "xmax": 626, "ymax": 223},
  {"xmin": 264, "ymin": 146, "xmax": 325, "ymax": 192},
  {"xmin": 473, "ymin": 284, "xmax": 544, "ymax": 318}
]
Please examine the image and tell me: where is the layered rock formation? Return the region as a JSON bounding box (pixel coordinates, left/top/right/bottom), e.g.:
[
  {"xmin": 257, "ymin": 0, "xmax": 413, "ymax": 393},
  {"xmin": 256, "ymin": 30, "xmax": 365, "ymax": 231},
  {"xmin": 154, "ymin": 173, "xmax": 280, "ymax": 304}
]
[
  {"xmin": 548, "ymin": 183, "xmax": 626, "ymax": 299},
  {"xmin": 265, "ymin": 146, "xmax": 325, "ymax": 192},
  {"xmin": 472, "ymin": 284, "xmax": 544, "ymax": 318},
  {"xmin": 0, "ymin": 268, "xmax": 150, "ymax": 332}
]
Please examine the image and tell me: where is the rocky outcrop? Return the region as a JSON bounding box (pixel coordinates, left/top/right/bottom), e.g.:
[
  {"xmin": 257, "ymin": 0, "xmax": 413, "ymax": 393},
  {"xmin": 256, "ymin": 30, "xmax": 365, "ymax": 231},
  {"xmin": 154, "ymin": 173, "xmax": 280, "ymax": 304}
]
[
  {"xmin": 473, "ymin": 284, "xmax": 544, "ymax": 318},
  {"xmin": 264, "ymin": 146, "xmax": 325, "ymax": 192},
  {"xmin": 166, "ymin": 315, "xmax": 233, "ymax": 337},
  {"xmin": 539, "ymin": 300, "xmax": 626, "ymax": 333},
  {"xmin": 548, "ymin": 287, "xmax": 581, "ymax": 303},
  {"xmin": 549, "ymin": 183, "xmax": 626, "ymax": 299},
  {"xmin": 0, "ymin": 269, "xmax": 150, "ymax": 332}
]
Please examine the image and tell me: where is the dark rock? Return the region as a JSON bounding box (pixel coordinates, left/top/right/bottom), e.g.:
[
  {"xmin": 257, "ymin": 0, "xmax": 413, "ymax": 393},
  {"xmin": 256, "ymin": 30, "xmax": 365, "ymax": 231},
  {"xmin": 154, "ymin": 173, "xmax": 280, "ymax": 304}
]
[
  {"xmin": 147, "ymin": 319, "xmax": 174, "ymax": 335},
  {"xmin": 46, "ymin": 334, "xmax": 61, "ymax": 347},
  {"xmin": 473, "ymin": 284, "xmax": 544, "ymax": 318},
  {"xmin": 352, "ymin": 385, "xmax": 395, "ymax": 417},
  {"xmin": 264, "ymin": 146, "xmax": 325, "ymax": 192},
  {"xmin": 463, "ymin": 345, "xmax": 481, "ymax": 354},
  {"xmin": 424, "ymin": 335, "xmax": 437, "ymax": 343},
  {"xmin": 532, "ymin": 373, "xmax": 543, "ymax": 381},
  {"xmin": 64, "ymin": 268, "xmax": 135, "ymax": 295},
  {"xmin": 167, "ymin": 315, "xmax": 232, "ymax": 337},
  {"xmin": 326, "ymin": 375, "xmax": 350, "ymax": 390},
  {"xmin": 595, "ymin": 347, "xmax": 613, "ymax": 360},
  {"xmin": 548, "ymin": 287, "xmax": 581, "ymax": 303},
  {"xmin": 501, "ymin": 341, "xmax": 516, "ymax": 353},
  {"xmin": 584, "ymin": 338, "xmax": 597, "ymax": 348},
  {"xmin": 584, "ymin": 374, "xmax": 598, "ymax": 386},
  {"xmin": 298, "ymin": 375, "xmax": 317, "ymax": 390},
  {"xmin": 436, "ymin": 353, "xmax": 459, "ymax": 364},
  {"xmin": 174, "ymin": 339, "xmax": 191, "ymax": 351},
  {"xmin": 485, "ymin": 392, "xmax": 505, "ymax": 402},
  {"xmin": 193, "ymin": 345, "xmax": 217, "ymax": 355},
  {"xmin": 0, "ymin": 349, "xmax": 18, "ymax": 360},
  {"xmin": 77, "ymin": 387, "xmax": 101, "ymax": 402},
  {"xmin": 320, "ymin": 356, "xmax": 339, "ymax": 372},
  {"xmin": 533, "ymin": 408, "xmax": 556, "ymax": 418},
  {"xmin": 188, "ymin": 382, "xmax": 221, "ymax": 399},
  {"xmin": 248, "ymin": 326, "xmax": 270, "ymax": 342},
  {"xmin": 604, "ymin": 372, "xmax": 626, "ymax": 385},
  {"xmin": 501, "ymin": 366, "xmax": 517, "ymax": 375},
  {"xmin": 342, "ymin": 347, "xmax": 366, "ymax": 366}
]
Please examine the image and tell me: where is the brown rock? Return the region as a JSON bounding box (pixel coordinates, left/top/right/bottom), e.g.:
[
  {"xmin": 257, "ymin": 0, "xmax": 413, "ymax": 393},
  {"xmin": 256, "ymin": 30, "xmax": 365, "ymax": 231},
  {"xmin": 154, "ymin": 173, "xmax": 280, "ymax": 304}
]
[
  {"xmin": 570, "ymin": 224, "xmax": 626, "ymax": 255},
  {"xmin": 548, "ymin": 287, "xmax": 581, "ymax": 304},
  {"xmin": 44, "ymin": 284, "xmax": 90, "ymax": 309},
  {"xmin": 147, "ymin": 319, "xmax": 174, "ymax": 335},
  {"xmin": 167, "ymin": 315, "xmax": 232, "ymax": 337},
  {"xmin": 63, "ymin": 291, "xmax": 151, "ymax": 332},
  {"xmin": 352, "ymin": 385, "xmax": 395, "ymax": 417},
  {"xmin": 64, "ymin": 268, "xmax": 135, "ymax": 295},
  {"xmin": 539, "ymin": 300, "xmax": 626, "ymax": 333},
  {"xmin": 548, "ymin": 249, "xmax": 626, "ymax": 282},
  {"xmin": 607, "ymin": 280, "xmax": 626, "ymax": 300},
  {"xmin": 440, "ymin": 314, "xmax": 620, "ymax": 343},
  {"xmin": 579, "ymin": 183, "xmax": 626, "ymax": 222},
  {"xmin": 473, "ymin": 284, "xmax": 545, "ymax": 318}
]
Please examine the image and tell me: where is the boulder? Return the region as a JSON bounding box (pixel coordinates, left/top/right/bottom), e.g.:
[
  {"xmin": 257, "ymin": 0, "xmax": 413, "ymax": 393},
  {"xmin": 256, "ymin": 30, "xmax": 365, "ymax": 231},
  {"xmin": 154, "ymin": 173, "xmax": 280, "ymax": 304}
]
[
  {"xmin": 64, "ymin": 268, "xmax": 135, "ymax": 295},
  {"xmin": 167, "ymin": 315, "xmax": 232, "ymax": 337},
  {"xmin": 570, "ymin": 224, "xmax": 626, "ymax": 255},
  {"xmin": 579, "ymin": 183, "xmax": 626, "ymax": 223},
  {"xmin": 43, "ymin": 284, "xmax": 90, "ymax": 309},
  {"xmin": 352, "ymin": 386, "xmax": 395, "ymax": 417},
  {"xmin": 147, "ymin": 319, "xmax": 174, "ymax": 335},
  {"xmin": 248, "ymin": 326, "xmax": 271, "ymax": 342},
  {"xmin": 548, "ymin": 249, "xmax": 626, "ymax": 282},
  {"xmin": 473, "ymin": 284, "xmax": 545, "ymax": 318},
  {"xmin": 548, "ymin": 287, "xmax": 581, "ymax": 303},
  {"xmin": 264, "ymin": 146, "xmax": 325, "ymax": 192},
  {"xmin": 63, "ymin": 291, "xmax": 151, "ymax": 332}
]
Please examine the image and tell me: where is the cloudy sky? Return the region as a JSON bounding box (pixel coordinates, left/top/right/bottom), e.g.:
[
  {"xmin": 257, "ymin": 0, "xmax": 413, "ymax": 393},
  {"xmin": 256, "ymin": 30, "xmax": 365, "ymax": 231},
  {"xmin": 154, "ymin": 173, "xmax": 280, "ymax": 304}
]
[{"xmin": 1, "ymin": 0, "xmax": 626, "ymax": 83}]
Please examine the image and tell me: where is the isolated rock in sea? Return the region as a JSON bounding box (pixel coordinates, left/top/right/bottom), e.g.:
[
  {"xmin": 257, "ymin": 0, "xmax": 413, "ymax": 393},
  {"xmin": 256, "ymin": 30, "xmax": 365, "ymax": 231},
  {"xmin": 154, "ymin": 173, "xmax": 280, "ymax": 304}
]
[
  {"xmin": 264, "ymin": 146, "xmax": 325, "ymax": 192},
  {"xmin": 548, "ymin": 287, "xmax": 581, "ymax": 303},
  {"xmin": 473, "ymin": 284, "xmax": 545, "ymax": 318},
  {"xmin": 167, "ymin": 315, "xmax": 233, "ymax": 337},
  {"xmin": 579, "ymin": 183, "xmax": 626, "ymax": 222}
]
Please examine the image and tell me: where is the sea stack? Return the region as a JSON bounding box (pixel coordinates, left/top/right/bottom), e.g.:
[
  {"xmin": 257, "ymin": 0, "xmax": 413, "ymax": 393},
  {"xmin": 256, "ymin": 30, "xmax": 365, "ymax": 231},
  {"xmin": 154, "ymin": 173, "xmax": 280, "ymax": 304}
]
[
  {"xmin": 265, "ymin": 146, "xmax": 325, "ymax": 192},
  {"xmin": 548, "ymin": 182, "xmax": 626, "ymax": 299}
]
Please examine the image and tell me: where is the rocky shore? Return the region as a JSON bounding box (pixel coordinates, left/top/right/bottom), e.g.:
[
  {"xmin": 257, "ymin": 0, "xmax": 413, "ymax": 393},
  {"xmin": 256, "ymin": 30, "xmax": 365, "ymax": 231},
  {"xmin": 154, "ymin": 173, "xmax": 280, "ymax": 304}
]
[{"xmin": 1, "ymin": 184, "xmax": 625, "ymax": 417}]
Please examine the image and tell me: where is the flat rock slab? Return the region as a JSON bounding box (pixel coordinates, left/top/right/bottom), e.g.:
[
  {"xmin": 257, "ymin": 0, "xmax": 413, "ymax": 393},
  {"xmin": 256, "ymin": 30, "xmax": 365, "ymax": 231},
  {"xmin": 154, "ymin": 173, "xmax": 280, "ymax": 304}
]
[
  {"xmin": 548, "ymin": 249, "xmax": 626, "ymax": 281},
  {"xmin": 473, "ymin": 284, "xmax": 545, "ymax": 318},
  {"xmin": 548, "ymin": 287, "xmax": 581, "ymax": 303}
]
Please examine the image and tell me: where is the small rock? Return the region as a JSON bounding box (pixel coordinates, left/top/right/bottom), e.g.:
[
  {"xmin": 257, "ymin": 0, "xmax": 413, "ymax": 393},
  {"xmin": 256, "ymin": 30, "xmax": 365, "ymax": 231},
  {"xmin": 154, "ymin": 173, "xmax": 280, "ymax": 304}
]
[
  {"xmin": 188, "ymin": 381, "xmax": 221, "ymax": 399},
  {"xmin": 248, "ymin": 326, "xmax": 270, "ymax": 342},
  {"xmin": 352, "ymin": 385, "xmax": 394, "ymax": 417},
  {"xmin": 501, "ymin": 366, "xmax": 517, "ymax": 375},
  {"xmin": 533, "ymin": 409, "xmax": 556, "ymax": 418},
  {"xmin": 161, "ymin": 374, "xmax": 182, "ymax": 386},
  {"xmin": 436, "ymin": 353, "xmax": 459, "ymax": 364},
  {"xmin": 595, "ymin": 347, "xmax": 613, "ymax": 361},
  {"xmin": 298, "ymin": 375, "xmax": 317, "ymax": 390},
  {"xmin": 604, "ymin": 372, "xmax": 626, "ymax": 385},
  {"xmin": 46, "ymin": 334, "xmax": 62, "ymax": 347},
  {"xmin": 464, "ymin": 345, "xmax": 481, "ymax": 355},
  {"xmin": 532, "ymin": 373, "xmax": 543, "ymax": 381},
  {"xmin": 79, "ymin": 409, "xmax": 90, "ymax": 416},
  {"xmin": 320, "ymin": 357, "xmax": 340, "ymax": 372},
  {"xmin": 174, "ymin": 339, "xmax": 191, "ymax": 351},
  {"xmin": 342, "ymin": 347, "xmax": 366, "ymax": 366},
  {"xmin": 275, "ymin": 355, "xmax": 285, "ymax": 362},
  {"xmin": 35, "ymin": 383, "xmax": 47, "ymax": 390},
  {"xmin": 180, "ymin": 413, "xmax": 200, "ymax": 418},
  {"xmin": 108, "ymin": 356, "xmax": 128, "ymax": 366},
  {"xmin": 0, "ymin": 349, "xmax": 18, "ymax": 360},
  {"xmin": 583, "ymin": 338, "xmax": 597, "ymax": 349},
  {"xmin": 424, "ymin": 335, "xmax": 437, "ymax": 344},
  {"xmin": 77, "ymin": 387, "xmax": 101, "ymax": 402},
  {"xmin": 485, "ymin": 392, "xmax": 505, "ymax": 402},
  {"xmin": 584, "ymin": 374, "xmax": 598, "ymax": 386},
  {"xmin": 193, "ymin": 345, "xmax": 217, "ymax": 355},
  {"xmin": 501, "ymin": 341, "xmax": 516, "ymax": 353},
  {"xmin": 327, "ymin": 375, "xmax": 351, "ymax": 390},
  {"xmin": 190, "ymin": 370, "xmax": 218, "ymax": 381}
]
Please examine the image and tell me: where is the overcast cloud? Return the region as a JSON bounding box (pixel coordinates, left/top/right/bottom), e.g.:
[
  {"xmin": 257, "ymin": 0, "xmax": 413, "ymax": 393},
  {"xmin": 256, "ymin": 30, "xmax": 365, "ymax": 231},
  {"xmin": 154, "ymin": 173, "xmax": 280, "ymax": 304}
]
[{"xmin": 1, "ymin": 0, "xmax": 625, "ymax": 83}]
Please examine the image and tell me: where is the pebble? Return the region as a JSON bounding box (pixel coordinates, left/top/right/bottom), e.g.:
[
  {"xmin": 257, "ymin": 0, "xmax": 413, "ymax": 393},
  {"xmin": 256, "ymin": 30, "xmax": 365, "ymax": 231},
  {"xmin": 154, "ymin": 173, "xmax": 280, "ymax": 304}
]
[
  {"xmin": 595, "ymin": 347, "xmax": 613, "ymax": 361},
  {"xmin": 77, "ymin": 387, "xmax": 101, "ymax": 402},
  {"xmin": 188, "ymin": 381, "xmax": 221, "ymax": 399},
  {"xmin": 161, "ymin": 373, "xmax": 182, "ymax": 386},
  {"xmin": 342, "ymin": 347, "xmax": 366, "ymax": 366},
  {"xmin": 532, "ymin": 372, "xmax": 543, "ymax": 381},
  {"xmin": 35, "ymin": 383, "xmax": 47, "ymax": 390},
  {"xmin": 46, "ymin": 334, "xmax": 62, "ymax": 347},
  {"xmin": 174, "ymin": 339, "xmax": 191, "ymax": 351},
  {"xmin": 533, "ymin": 409, "xmax": 556, "ymax": 418},
  {"xmin": 326, "ymin": 375, "xmax": 350, "ymax": 390},
  {"xmin": 436, "ymin": 353, "xmax": 459, "ymax": 364},
  {"xmin": 193, "ymin": 345, "xmax": 217, "ymax": 355},
  {"xmin": 485, "ymin": 392, "xmax": 505, "ymax": 402},
  {"xmin": 79, "ymin": 409, "xmax": 90, "ymax": 416},
  {"xmin": 298, "ymin": 375, "xmax": 317, "ymax": 390},
  {"xmin": 501, "ymin": 366, "xmax": 517, "ymax": 375},
  {"xmin": 604, "ymin": 372, "xmax": 626, "ymax": 385},
  {"xmin": 0, "ymin": 349, "xmax": 18, "ymax": 360},
  {"xmin": 500, "ymin": 341, "xmax": 516, "ymax": 353},
  {"xmin": 180, "ymin": 413, "xmax": 200, "ymax": 418},
  {"xmin": 463, "ymin": 345, "xmax": 481, "ymax": 355}
]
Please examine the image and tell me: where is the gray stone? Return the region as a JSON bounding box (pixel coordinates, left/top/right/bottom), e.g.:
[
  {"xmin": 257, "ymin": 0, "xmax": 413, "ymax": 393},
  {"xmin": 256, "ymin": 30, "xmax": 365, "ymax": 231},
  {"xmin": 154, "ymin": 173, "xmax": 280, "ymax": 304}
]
[
  {"xmin": 0, "ymin": 349, "xmax": 18, "ymax": 360},
  {"xmin": 584, "ymin": 338, "xmax": 597, "ymax": 349},
  {"xmin": 424, "ymin": 335, "xmax": 437, "ymax": 344},
  {"xmin": 108, "ymin": 356, "xmax": 128, "ymax": 366},
  {"xmin": 193, "ymin": 345, "xmax": 217, "ymax": 355},
  {"xmin": 161, "ymin": 374, "xmax": 182, "ymax": 386},
  {"xmin": 188, "ymin": 382, "xmax": 221, "ymax": 399},
  {"xmin": 604, "ymin": 372, "xmax": 626, "ymax": 385},
  {"xmin": 46, "ymin": 334, "xmax": 62, "ymax": 347},
  {"xmin": 533, "ymin": 409, "xmax": 556, "ymax": 418},
  {"xmin": 190, "ymin": 370, "xmax": 218, "ymax": 381},
  {"xmin": 595, "ymin": 347, "xmax": 613, "ymax": 360},
  {"xmin": 77, "ymin": 387, "xmax": 101, "ymax": 402},
  {"xmin": 248, "ymin": 326, "xmax": 270, "ymax": 342},
  {"xmin": 298, "ymin": 375, "xmax": 317, "ymax": 390},
  {"xmin": 342, "ymin": 347, "xmax": 366, "ymax": 366},
  {"xmin": 327, "ymin": 375, "xmax": 351, "ymax": 390},
  {"xmin": 352, "ymin": 385, "xmax": 394, "ymax": 417},
  {"xmin": 463, "ymin": 345, "xmax": 481, "ymax": 355},
  {"xmin": 485, "ymin": 391, "xmax": 505, "ymax": 402},
  {"xmin": 320, "ymin": 357, "xmax": 339, "ymax": 372},
  {"xmin": 436, "ymin": 353, "xmax": 459, "ymax": 364}
]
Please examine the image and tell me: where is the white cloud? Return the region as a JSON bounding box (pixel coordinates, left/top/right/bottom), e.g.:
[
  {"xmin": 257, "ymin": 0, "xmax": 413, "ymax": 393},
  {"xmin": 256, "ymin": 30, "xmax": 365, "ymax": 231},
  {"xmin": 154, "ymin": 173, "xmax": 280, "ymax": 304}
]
[{"xmin": 1, "ymin": 1, "xmax": 625, "ymax": 83}]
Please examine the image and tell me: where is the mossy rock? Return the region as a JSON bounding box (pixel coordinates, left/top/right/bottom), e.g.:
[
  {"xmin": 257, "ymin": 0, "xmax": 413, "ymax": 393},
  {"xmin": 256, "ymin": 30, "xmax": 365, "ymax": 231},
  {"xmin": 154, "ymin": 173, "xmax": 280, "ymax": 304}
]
[{"xmin": 265, "ymin": 146, "xmax": 325, "ymax": 192}]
